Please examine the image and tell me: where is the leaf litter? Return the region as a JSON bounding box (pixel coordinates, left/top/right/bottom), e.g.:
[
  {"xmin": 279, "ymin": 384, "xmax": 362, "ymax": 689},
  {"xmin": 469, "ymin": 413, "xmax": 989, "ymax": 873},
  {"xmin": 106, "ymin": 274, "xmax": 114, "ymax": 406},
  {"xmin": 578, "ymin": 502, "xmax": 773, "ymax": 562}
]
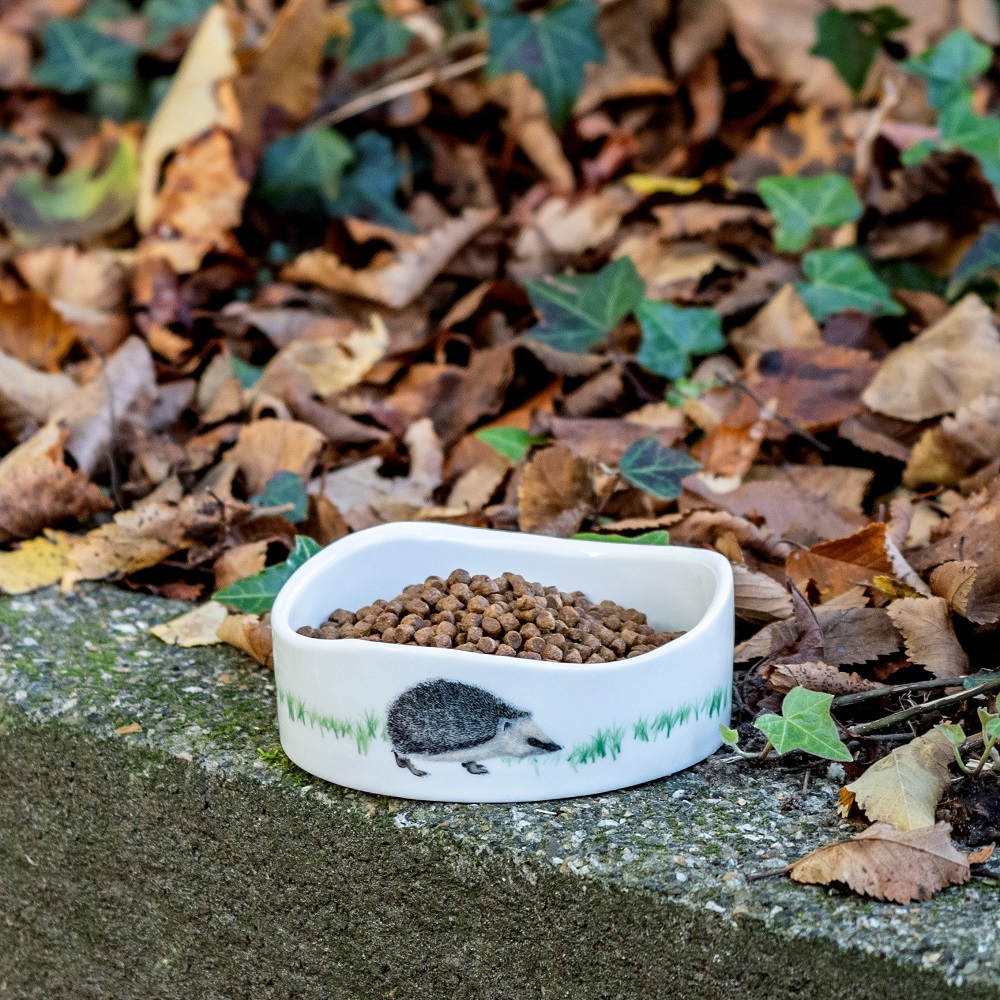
[{"xmin": 1, "ymin": 0, "xmax": 1000, "ymax": 905}]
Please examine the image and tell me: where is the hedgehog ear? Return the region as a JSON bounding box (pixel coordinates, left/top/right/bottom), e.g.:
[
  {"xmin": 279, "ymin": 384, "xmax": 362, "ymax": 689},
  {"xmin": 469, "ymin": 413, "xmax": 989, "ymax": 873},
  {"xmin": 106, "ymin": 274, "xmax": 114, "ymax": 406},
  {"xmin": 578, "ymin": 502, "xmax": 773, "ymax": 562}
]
[{"xmin": 501, "ymin": 719, "xmax": 514, "ymax": 731}]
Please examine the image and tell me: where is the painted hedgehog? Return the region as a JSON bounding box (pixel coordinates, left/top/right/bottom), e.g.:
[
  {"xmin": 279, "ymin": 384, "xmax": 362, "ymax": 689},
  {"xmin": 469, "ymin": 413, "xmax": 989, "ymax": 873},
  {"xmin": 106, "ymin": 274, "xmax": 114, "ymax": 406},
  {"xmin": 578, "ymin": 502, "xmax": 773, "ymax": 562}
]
[{"xmin": 386, "ymin": 678, "xmax": 562, "ymax": 776}]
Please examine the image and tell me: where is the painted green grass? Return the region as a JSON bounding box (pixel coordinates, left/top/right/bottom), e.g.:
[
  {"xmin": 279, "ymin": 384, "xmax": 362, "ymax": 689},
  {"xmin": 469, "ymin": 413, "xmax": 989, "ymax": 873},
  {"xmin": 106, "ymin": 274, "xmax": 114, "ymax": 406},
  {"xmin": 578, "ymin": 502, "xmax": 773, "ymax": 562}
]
[{"xmin": 278, "ymin": 689, "xmax": 387, "ymax": 754}]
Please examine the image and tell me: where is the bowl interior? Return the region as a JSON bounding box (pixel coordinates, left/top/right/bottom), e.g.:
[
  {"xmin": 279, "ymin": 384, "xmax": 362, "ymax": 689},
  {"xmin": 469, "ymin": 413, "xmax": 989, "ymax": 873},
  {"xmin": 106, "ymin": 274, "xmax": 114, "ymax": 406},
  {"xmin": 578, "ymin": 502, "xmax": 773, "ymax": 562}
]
[{"xmin": 282, "ymin": 527, "xmax": 723, "ymax": 637}]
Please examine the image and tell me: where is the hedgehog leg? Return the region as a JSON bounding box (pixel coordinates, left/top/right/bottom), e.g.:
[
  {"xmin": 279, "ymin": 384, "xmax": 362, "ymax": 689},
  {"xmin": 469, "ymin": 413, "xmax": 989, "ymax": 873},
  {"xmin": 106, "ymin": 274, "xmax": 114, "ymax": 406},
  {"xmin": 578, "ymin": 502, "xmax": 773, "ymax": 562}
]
[
  {"xmin": 394, "ymin": 752, "xmax": 427, "ymax": 777},
  {"xmin": 462, "ymin": 761, "xmax": 489, "ymax": 775}
]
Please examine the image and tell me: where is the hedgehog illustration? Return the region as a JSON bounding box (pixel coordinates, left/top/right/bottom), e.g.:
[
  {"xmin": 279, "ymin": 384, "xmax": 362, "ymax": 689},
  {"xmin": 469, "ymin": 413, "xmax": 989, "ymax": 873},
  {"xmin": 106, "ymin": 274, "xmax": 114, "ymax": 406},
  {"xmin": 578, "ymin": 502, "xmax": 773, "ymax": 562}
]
[{"xmin": 386, "ymin": 678, "xmax": 562, "ymax": 776}]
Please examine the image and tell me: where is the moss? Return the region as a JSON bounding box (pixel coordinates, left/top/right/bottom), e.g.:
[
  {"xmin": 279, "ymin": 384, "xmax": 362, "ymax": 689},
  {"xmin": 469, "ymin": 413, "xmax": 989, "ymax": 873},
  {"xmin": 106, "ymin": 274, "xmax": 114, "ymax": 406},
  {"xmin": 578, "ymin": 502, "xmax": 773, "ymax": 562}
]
[{"xmin": 257, "ymin": 743, "xmax": 315, "ymax": 786}]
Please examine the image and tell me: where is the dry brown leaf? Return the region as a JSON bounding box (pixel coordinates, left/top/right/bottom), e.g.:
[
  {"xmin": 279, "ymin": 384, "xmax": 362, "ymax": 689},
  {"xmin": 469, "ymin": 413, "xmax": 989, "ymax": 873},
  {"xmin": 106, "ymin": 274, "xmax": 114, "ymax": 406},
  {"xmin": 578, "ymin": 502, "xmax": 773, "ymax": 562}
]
[
  {"xmin": 886, "ymin": 596, "xmax": 969, "ymax": 678},
  {"xmin": 62, "ymin": 493, "xmax": 248, "ymax": 590},
  {"xmin": 115, "ymin": 722, "xmax": 142, "ymax": 736},
  {"xmin": 532, "ymin": 414, "xmax": 683, "ymax": 466},
  {"xmin": 768, "ymin": 660, "xmax": 883, "ymax": 695},
  {"xmin": 14, "ymin": 246, "xmax": 129, "ymax": 315},
  {"xmin": 0, "ymin": 348, "xmax": 76, "ymax": 438},
  {"xmin": 282, "ymin": 208, "xmax": 497, "ymax": 309},
  {"xmin": 141, "ymin": 129, "xmax": 249, "ymax": 273},
  {"xmin": 791, "ymin": 822, "xmax": 970, "ymax": 903},
  {"xmin": 839, "ymin": 729, "xmax": 955, "ymax": 831},
  {"xmin": 969, "ymin": 844, "xmax": 996, "ymax": 864},
  {"xmin": 447, "ymin": 454, "xmax": 510, "ymax": 513},
  {"xmin": 863, "ymin": 296, "xmax": 1000, "ymax": 422},
  {"xmin": 729, "ymin": 284, "xmax": 822, "ymax": 361},
  {"xmin": 0, "ymin": 424, "xmax": 110, "ymax": 544},
  {"xmin": 149, "ymin": 601, "xmax": 228, "ymax": 647},
  {"xmin": 49, "ymin": 336, "xmax": 158, "ymax": 477},
  {"xmin": 518, "ymin": 444, "xmax": 596, "ymax": 537},
  {"xmin": 0, "ymin": 287, "xmax": 76, "ymax": 370},
  {"xmin": 137, "ymin": 4, "xmax": 240, "ymax": 229},
  {"xmin": 652, "ymin": 202, "xmax": 769, "ymax": 242},
  {"xmin": 0, "ymin": 530, "xmax": 75, "ymax": 594},
  {"xmin": 217, "ymin": 612, "xmax": 274, "ymax": 668},
  {"xmin": 213, "ymin": 539, "xmax": 269, "ymax": 592},
  {"xmin": 487, "ymin": 73, "xmax": 574, "ymax": 193},
  {"xmin": 731, "ymin": 563, "xmax": 794, "ymax": 623},
  {"xmin": 228, "ymin": 418, "xmax": 326, "ymax": 495},
  {"xmin": 814, "ymin": 605, "xmax": 901, "ymax": 665}
]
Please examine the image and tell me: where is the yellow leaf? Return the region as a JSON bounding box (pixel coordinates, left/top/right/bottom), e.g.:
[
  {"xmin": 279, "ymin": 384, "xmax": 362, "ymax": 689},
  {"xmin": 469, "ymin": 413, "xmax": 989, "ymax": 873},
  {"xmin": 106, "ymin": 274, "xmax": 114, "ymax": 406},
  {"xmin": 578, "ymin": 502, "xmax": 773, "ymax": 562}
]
[
  {"xmin": 149, "ymin": 601, "xmax": 229, "ymax": 648},
  {"xmin": 217, "ymin": 613, "xmax": 274, "ymax": 668},
  {"xmin": 624, "ymin": 174, "xmax": 702, "ymax": 196},
  {"xmin": 115, "ymin": 722, "xmax": 142, "ymax": 735},
  {"xmin": 0, "ymin": 530, "xmax": 75, "ymax": 594}
]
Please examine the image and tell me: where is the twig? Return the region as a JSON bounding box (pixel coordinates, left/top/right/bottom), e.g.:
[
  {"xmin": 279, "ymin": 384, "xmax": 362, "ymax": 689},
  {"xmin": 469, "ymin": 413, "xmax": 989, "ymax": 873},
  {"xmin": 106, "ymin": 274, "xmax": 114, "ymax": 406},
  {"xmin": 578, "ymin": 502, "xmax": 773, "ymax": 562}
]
[
  {"xmin": 720, "ymin": 376, "xmax": 830, "ymax": 453},
  {"xmin": 848, "ymin": 676, "xmax": 1000, "ymax": 737},
  {"xmin": 314, "ymin": 52, "xmax": 488, "ymax": 127},
  {"xmin": 747, "ymin": 864, "xmax": 794, "ymax": 882},
  {"xmin": 832, "ymin": 673, "xmax": 1000, "ymax": 710}
]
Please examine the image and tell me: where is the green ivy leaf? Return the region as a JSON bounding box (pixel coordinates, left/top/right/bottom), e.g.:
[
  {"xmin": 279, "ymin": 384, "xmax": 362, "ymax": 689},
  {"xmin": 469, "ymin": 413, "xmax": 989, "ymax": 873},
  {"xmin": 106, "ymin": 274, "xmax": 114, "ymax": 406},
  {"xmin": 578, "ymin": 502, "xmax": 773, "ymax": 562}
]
[
  {"xmin": 902, "ymin": 29, "xmax": 992, "ymax": 110},
  {"xmin": 251, "ymin": 472, "xmax": 309, "ymax": 523},
  {"xmin": 145, "ymin": 0, "xmax": 215, "ymax": 48},
  {"xmin": 873, "ymin": 258, "xmax": 948, "ymax": 296},
  {"xmin": 571, "ymin": 530, "xmax": 671, "ymax": 545},
  {"xmin": 327, "ymin": 130, "xmax": 414, "ymax": 231},
  {"xmin": 475, "ymin": 427, "xmax": 548, "ymax": 463},
  {"xmin": 34, "ymin": 17, "xmax": 138, "ymax": 93},
  {"xmin": 665, "ymin": 376, "xmax": 719, "ymax": 407},
  {"xmin": 526, "ymin": 256, "xmax": 644, "ymax": 353},
  {"xmin": 635, "ymin": 300, "xmax": 724, "ymax": 379},
  {"xmin": 256, "ymin": 126, "xmax": 355, "ymax": 213},
  {"xmin": 948, "ymin": 224, "xmax": 1000, "ymax": 296},
  {"xmin": 811, "ymin": 6, "xmax": 908, "ymax": 94},
  {"xmin": 347, "ymin": 0, "xmax": 415, "ymax": 69},
  {"xmin": 719, "ymin": 724, "xmax": 740, "ymax": 747},
  {"xmin": 939, "ymin": 99, "xmax": 1000, "ymax": 187},
  {"xmin": 0, "ymin": 133, "xmax": 138, "ymax": 246},
  {"xmin": 213, "ymin": 536, "xmax": 322, "ymax": 613},
  {"xmin": 484, "ymin": 0, "xmax": 604, "ymax": 128},
  {"xmin": 618, "ymin": 437, "xmax": 701, "ymax": 500},
  {"xmin": 796, "ymin": 249, "xmax": 903, "ymax": 321},
  {"xmin": 979, "ymin": 708, "xmax": 1000, "ymax": 742},
  {"xmin": 757, "ymin": 173, "xmax": 863, "ymax": 251},
  {"xmin": 230, "ymin": 356, "xmax": 264, "ymax": 389},
  {"xmin": 934, "ymin": 723, "xmax": 967, "ymax": 747},
  {"xmin": 753, "ymin": 686, "xmax": 852, "ymax": 761}
]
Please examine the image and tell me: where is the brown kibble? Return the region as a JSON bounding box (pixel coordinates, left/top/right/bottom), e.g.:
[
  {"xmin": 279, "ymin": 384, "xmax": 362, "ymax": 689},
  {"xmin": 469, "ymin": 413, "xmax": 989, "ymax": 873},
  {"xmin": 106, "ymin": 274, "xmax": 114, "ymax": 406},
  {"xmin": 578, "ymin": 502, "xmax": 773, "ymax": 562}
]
[
  {"xmin": 499, "ymin": 612, "xmax": 520, "ymax": 631},
  {"xmin": 466, "ymin": 625, "xmax": 484, "ymax": 644},
  {"xmin": 482, "ymin": 616, "xmax": 503, "ymax": 637},
  {"xmin": 330, "ymin": 609, "xmax": 356, "ymax": 625},
  {"xmin": 434, "ymin": 634, "xmax": 453, "ymax": 648},
  {"xmin": 603, "ymin": 614, "xmax": 622, "ymax": 631},
  {"xmin": 423, "ymin": 587, "xmax": 445, "ymax": 605},
  {"xmin": 621, "ymin": 628, "xmax": 639, "ymax": 648},
  {"xmin": 456, "ymin": 641, "xmax": 477, "ymax": 652},
  {"xmin": 374, "ymin": 612, "xmax": 399, "ymax": 632},
  {"xmin": 598, "ymin": 646, "xmax": 616, "ymax": 661},
  {"xmin": 436, "ymin": 594, "xmax": 463, "ymax": 614},
  {"xmin": 298, "ymin": 626, "xmax": 319, "ymax": 638},
  {"xmin": 585, "ymin": 653, "xmax": 604, "ymax": 663},
  {"xmin": 477, "ymin": 636, "xmax": 498, "ymax": 654},
  {"xmin": 627, "ymin": 646, "xmax": 653, "ymax": 657},
  {"xmin": 393, "ymin": 625, "xmax": 415, "ymax": 643},
  {"xmin": 595, "ymin": 625, "xmax": 616, "ymax": 646},
  {"xmin": 468, "ymin": 594, "xmax": 490, "ymax": 613},
  {"xmin": 469, "ymin": 574, "xmax": 490, "ymax": 593},
  {"xmin": 524, "ymin": 636, "xmax": 546, "ymax": 655},
  {"xmin": 435, "ymin": 621, "xmax": 458, "ymax": 638},
  {"xmin": 414, "ymin": 627, "xmax": 436, "ymax": 646},
  {"xmin": 404, "ymin": 597, "xmax": 430, "ymax": 615},
  {"xmin": 503, "ymin": 630, "xmax": 522, "ymax": 650},
  {"xmin": 541, "ymin": 645, "xmax": 564, "ymax": 661},
  {"xmin": 609, "ymin": 637, "xmax": 627, "ymax": 656},
  {"xmin": 496, "ymin": 644, "xmax": 516, "ymax": 656},
  {"xmin": 448, "ymin": 569, "xmax": 471, "ymax": 586},
  {"xmin": 319, "ymin": 621, "xmax": 339, "ymax": 638},
  {"xmin": 563, "ymin": 648, "xmax": 583, "ymax": 663},
  {"xmin": 545, "ymin": 633, "xmax": 566, "ymax": 650},
  {"xmin": 484, "ymin": 602, "xmax": 507, "ymax": 619},
  {"xmin": 450, "ymin": 582, "xmax": 474, "ymax": 603},
  {"xmin": 520, "ymin": 622, "xmax": 541, "ymax": 640},
  {"xmin": 517, "ymin": 651, "xmax": 542, "ymax": 659},
  {"xmin": 535, "ymin": 610, "xmax": 556, "ymax": 632}
]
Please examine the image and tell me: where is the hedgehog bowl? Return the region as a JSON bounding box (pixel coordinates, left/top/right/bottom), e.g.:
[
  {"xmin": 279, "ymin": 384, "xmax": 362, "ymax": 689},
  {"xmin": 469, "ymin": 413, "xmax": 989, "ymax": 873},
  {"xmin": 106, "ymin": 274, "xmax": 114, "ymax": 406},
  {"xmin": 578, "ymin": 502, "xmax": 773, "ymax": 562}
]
[{"xmin": 271, "ymin": 522, "xmax": 734, "ymax": 803}]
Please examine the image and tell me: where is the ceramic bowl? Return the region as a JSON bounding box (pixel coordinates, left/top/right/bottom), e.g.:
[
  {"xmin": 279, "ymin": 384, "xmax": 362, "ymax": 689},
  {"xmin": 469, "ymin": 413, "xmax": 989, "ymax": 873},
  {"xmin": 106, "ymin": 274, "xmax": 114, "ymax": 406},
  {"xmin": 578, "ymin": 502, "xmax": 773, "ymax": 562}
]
[{"xmin": 271, "ymin": 522, "xmax": 734, "ymax": 803}]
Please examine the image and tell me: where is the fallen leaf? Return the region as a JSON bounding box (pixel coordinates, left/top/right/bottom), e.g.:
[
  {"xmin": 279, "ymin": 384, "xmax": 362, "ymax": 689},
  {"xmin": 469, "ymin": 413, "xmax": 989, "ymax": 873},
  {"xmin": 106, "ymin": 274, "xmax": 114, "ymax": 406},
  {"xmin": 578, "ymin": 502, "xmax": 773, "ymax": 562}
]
[
  {"xmin": 863, "ymin": 296, "xmax": 1000, "ymax": 422},
  {"xmin": 886, "ymin": 596, "xmax": 969, "ymax": 678},
  {"xmin": 213, "ymin": 534, "xmax": 319, "ymax": 613},
  {"xmin": 840, "ymin": 729, "xmax": 955, "ymax": 831},
  {"xmin": 814, "ymin": 606, "xmax": 901, "ymax": 665},
  {"xmin": 754, "ymin": 686, "xmax": 852, "ymax": 761},
  {"xmin": 0, "ymin": 287, "xmax": 76, "ymax": 370},
  {"xmin": 282, "ymin": 207, "xmax": 497, "ymax": 309},
  {"xmin": 0, "ymin": 424, "xmax": 110, "ymax": 545},
  {"xmin": 213, "ymin": 539, "xmax": 270, "ymax": 592},
  {"xmin": 791, "ymin": 822, "xmax": 971, "ymax": 903},
  {"xmin": 115, "ymin": 722, "xmax": 142, "ymax": 735},
  {"xmin": 217, "ymin": 612, "xmax": 274, "ymax": 668},
  {"xmin": 518, "ymin": 444, "xmax": 596, "ymax": 536},
  {"xmin": 228, "ymin": 418, "xmax": 326, "ymax": 496},
  {"xmin": 768, "ymin": 661, "xmax": 883, "ymax": 696},
  {"xmin": 0, "ymin": 530, "xmax": 75, "ymax": 594},
  {"xmin": 149, "ymin": 600, "xmax": 229, "ymax": 647},
  {"xmin": 731, "ymin": 563, "xmax": 794, "ymax": 623},
  {"xmin": 137, "ymin": 4, "xmax": 240, "ymax": 230},
  {"xmin": 0, "ymin": 348, "xmax": 76, "ymax": 437},
  {"xmin": 729, "ymin": 284, "xmax": 822, "ymax": 361},
  {"xmin": 969, "ymin": 844, "xmax": 996, "ymax": 865}
]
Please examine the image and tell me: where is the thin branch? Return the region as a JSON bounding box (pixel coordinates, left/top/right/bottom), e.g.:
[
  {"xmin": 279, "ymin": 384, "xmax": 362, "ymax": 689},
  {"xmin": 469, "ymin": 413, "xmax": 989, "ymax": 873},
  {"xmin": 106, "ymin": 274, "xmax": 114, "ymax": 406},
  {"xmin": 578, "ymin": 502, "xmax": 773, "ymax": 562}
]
[
  {"xmin": 848, "ymin": 676, "xmax": 1000, "ymax": 737},
  {"xmin": 747, "ymin": 864, "xmax": 794, "ymax": 882},
  {"xmin": 720, "ymin": 376, "xmax": 830, "ymax": 453},
  {"xmin": 832, "ymin": 673, "xmax": 1000, "ymax": 710},
  {"xmin": 314, "ymin": 52, "xmax": 488, "ymax": 128}
]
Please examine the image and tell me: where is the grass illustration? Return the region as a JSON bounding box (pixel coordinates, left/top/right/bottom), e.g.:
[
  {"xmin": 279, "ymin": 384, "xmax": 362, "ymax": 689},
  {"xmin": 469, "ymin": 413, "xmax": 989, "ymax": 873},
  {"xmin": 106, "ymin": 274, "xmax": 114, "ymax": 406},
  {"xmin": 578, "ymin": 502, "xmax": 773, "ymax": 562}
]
[{"xmin": 278, "ymin": 689, "xmax": 387, "ymax": 754}]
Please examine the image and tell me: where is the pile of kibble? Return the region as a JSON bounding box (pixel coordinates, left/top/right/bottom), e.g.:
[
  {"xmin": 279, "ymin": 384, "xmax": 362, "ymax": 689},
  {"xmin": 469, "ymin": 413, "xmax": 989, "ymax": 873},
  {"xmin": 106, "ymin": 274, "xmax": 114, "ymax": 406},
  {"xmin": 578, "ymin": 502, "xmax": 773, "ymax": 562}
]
[{"xmin": 297, "ymin": 570, "xmax": 682, "ymax": 662}]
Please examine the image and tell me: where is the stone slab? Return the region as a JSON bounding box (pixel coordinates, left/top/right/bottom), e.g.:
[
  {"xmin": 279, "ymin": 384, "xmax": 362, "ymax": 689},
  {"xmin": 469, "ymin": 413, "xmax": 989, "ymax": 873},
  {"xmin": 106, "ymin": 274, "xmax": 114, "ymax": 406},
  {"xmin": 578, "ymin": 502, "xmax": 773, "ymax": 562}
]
[{"xmin": 0, "ymin": 586, "xmax": 998, "ymax": 999}]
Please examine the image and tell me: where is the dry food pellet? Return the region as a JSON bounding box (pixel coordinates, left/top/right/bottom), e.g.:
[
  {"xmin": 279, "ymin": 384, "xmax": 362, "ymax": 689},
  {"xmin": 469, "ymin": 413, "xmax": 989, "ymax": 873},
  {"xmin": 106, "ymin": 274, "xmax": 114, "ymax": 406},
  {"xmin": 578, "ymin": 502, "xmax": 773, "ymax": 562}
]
[{"xmin": 302, "ymin": 571, "xmax": 683, "ymax": 663}]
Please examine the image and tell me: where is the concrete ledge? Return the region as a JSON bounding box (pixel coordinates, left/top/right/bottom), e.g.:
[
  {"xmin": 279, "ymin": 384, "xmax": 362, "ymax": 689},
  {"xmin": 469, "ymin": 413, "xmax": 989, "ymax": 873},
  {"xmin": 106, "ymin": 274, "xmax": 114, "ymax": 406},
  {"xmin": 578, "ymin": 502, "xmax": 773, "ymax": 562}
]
[{"xmin": 1, "ymin": 587, "xmax": 998, "ymax": 999}]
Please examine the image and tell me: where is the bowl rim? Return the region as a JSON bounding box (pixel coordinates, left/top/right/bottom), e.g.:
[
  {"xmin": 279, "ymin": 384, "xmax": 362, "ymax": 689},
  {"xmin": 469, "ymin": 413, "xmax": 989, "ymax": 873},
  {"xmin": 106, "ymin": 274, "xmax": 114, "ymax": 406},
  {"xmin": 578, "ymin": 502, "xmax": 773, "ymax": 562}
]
[{"xmin": 271, "ymin": 522, "xmax": 734, "ymax": 671}]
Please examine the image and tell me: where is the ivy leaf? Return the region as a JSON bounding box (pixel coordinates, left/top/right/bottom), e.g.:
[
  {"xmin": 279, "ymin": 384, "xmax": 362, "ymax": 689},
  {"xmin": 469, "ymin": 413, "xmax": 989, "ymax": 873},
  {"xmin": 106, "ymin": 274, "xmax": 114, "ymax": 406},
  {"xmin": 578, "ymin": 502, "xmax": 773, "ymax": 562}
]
[
  {"xmin": 255, "ymin": 126, "xmax": 355, "ymax": 213},
  {"xmin": 754, "ymin": 686, "xmax": 852, "ymax": 761},
  {"xmin": 213, "ymin": 535, "xmax": 321, "ymax": 613},
  {"xmin": 618, "ymin": 437, "xmax": 701, "ymax": 501},
  {"xmin": 327, "ymin": 130, "xmax": 414, "ymax": 231},
  {"xmin": 250, "ymin": 471, "xmax": 309, "ymax": 523},
  {"xmin": 796, "ymin": 249, "xmax": 903, "ymax": 321},
  {"xmin": 0, "ymin": 133, "xmax": 139, "ymax": 246},
  {"xmin": 347, "ymin": 0, "xmax": 415, "ymax": 69},
  {"xmin": 34, "ymin": 17, "xmax": 138, "ymax": 93},
  {"xmin": 934, "ymin": 723, "xmax": 966, "ymax": 747},
  {"xmin": 811, "ymin": 6, "xmax": 909, "ymax": 94},
  {"xmin": 757, "ymin": 173, "xmax": 863, "ymax": 251},
  {"xmin": 979, "ymin": 708, "xmax": 1000, "ymax": 742},
  {"xmin": 526, "ymin": 256, "xmax": 644, "ymax": 353},
  {"xmin": 571, "ymin": 530, "xmax": 671, "ymax": 545},
  {"xmin": 874, "ymin": 259, "xmax": 948, "ymax": 296},
  {"xmin": 484, "ymin": 0, "xmax": 604, "ymax": 128},
  {"xmin": 635, "ymin": 300, "xmax": 725, "ymax": 379},
  {"xmin": 475, "ymin": 427, "xmax": 548, "ymax": 463},
  {"xmin": 145, "ymin": 0, "xmax": 215, "ymax": 48},
  {"xmin": 230, "ymin": 356, "xmax": 263, "ymax": 389},
  {"xmin": 948, "ymin": 224, "xmax": 1000, "ymax": 295},
  {"xmin": 719, "ymin": 724, "xmax": 740, "ymax": 747},
  {"xmin": 939, "ymin": 99, "xmax": 1000, "ymax": 188},
  {"xmin": 902, "ymin": 29, "xmax": 992, "ymax": 110}
]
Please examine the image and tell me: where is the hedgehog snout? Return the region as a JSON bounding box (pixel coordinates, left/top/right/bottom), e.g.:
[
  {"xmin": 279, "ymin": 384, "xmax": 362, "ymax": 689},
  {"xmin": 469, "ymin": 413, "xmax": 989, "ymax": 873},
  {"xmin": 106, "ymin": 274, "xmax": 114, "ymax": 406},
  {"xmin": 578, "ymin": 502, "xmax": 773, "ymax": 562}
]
[{"xmin": 527, "ymin": 737, "xmax": 561, "ymax": 753}]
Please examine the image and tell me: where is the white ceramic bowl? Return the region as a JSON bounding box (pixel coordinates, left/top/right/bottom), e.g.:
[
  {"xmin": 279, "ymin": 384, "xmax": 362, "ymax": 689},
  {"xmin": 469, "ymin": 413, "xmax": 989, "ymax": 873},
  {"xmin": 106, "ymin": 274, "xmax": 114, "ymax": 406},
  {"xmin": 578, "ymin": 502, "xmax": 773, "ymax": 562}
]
[{"xmin": 271, "ymin": 523, "xmax": 734, "ymax": 803}]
